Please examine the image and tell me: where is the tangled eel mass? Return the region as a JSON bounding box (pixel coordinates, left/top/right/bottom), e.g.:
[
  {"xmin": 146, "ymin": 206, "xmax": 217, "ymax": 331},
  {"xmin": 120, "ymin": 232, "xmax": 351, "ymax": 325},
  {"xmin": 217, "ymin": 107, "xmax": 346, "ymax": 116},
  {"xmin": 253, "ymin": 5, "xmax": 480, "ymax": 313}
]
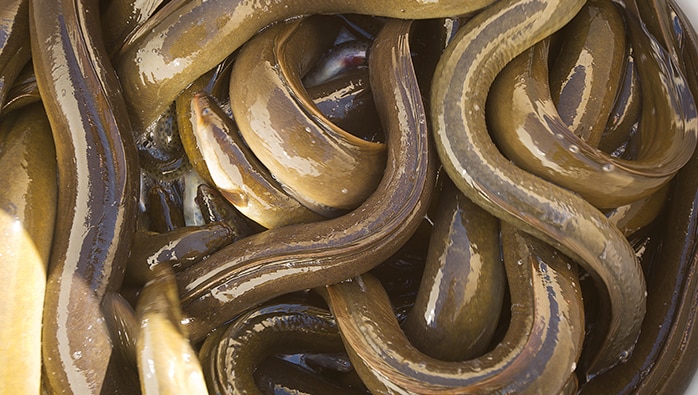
[{"xmin": 1, "ymin": 0, "xmax": 698, "ymax": 393}]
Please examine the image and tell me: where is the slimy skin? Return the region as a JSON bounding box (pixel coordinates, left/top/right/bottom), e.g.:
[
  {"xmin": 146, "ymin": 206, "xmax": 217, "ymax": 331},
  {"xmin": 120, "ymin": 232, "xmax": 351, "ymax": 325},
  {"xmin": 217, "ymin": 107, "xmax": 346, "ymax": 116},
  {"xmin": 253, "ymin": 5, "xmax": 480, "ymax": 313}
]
[
  {"xmin": 199, "ymin": 301, "xmax": 344, "ymax": 395},
  {"xmin": 136, "ymin": 265, "xmax": 209, "ymax": 395},
  {"xmin": 115, "ymin": 0, "xmax": 497, "ymax": 131},
  {"xmin": 191, "ymin": 93, "xmax": 324, "ymax": 228},
  {"xmin": 29, "ymin": 0, "xmax": 140, "ymax": 392},
  {"xmin": 0, "ymin": 0, "xmax": 30, "ymax": 113},
  {"xmin": 430, "ymin": 0, "xmax": 643, "ymax": 378},
  {"xmin": 598, "ymin": 42, "xmax": 642, "ymax": 155},
  {"xmin": 229, "ymin": 16, "xmax": 386, "ymax": 212},
  {"xmin": 581, "ymin": 1, "xmax": 698, "ymax": 392},
  {"xmin": 0, "ymin": 104, "xmax": 56, "ymax": 395},
  {"xmin": 176, "ymin": 18, "xmax": 436, "ymax": 342},
  {"xmin": 322, "ymin": 224, "xmax": 584, "ymax": 394},
  {"xmin": 402, "ymin": 181, "xmax": 505, "ymax": 362},
  {"xmin": 486, "ymin": 1, "xmax": 697, "ymax": 209},
  {"xmin": 549, "ymin": 0, "xmax": 627, "ymax": 147},
  {"xmin": 126, "ymin": 222, "xmax": 238, "ymax": 285}
]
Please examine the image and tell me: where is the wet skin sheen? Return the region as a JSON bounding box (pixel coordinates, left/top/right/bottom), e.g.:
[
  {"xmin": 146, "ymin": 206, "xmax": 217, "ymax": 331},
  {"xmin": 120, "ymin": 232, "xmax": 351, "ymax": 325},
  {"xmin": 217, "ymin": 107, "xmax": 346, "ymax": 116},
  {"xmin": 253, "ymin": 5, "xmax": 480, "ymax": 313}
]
[
  {"xmin": 175, "ymin": 16, "xmax": 436, "ymax": 342},
  {"xmin": 429, "ymin": 0, "xmax": 644, "ymax": 379},
  {"xmin": 30, "ymin": 0, "xmax": 140, "ymax": 392}
]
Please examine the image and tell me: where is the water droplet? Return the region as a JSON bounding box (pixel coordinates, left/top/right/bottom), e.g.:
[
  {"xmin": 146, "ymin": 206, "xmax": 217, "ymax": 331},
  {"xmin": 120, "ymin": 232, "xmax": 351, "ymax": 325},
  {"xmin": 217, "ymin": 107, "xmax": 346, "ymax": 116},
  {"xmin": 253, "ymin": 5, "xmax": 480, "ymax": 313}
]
[
  {"xmin": 602, "ymin": 163, "xmax": 615, "ymax": 172},
  {"xmin": 599, "ymin": 242, "xmax": 610, "ymax": 260},
  {"xmin": 619, "ymin": 350, "xmax": 631, "ymax": 362},
  {"xmin": 568, "ymin": 145, "xmax": 580, "ymax": 153},
  {"xmin": 555, "ymin": 133, "xmax": 565, "ymax": 139},
  {"xmin": 60, "ymin": 89, "xmax": 66, "ymax": 97},
  {"xmin": 341, "ymin": 188, "xmax": 348, "ymax": 194},
  {"xmin": 136, "ymin": 57, "xmax": 143, "ymax": 63},
  {"xmin": 73, "ymin": 351, "xmax": 82, "ymax": 360}
]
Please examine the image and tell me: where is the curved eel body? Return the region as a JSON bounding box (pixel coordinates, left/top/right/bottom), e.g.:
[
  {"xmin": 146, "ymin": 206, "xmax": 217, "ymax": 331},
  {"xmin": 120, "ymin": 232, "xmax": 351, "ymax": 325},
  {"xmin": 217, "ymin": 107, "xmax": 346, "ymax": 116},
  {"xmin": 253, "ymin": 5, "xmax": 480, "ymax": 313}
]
[
  {"xmin": 253, "ymin": 355, "xmax": 367, "ymax": 395},
  {"xmin": 548, "ymin": 0, "xmax": 626, "ymax": 147},
  {"xmin": 100, "ymin": 0, "xmax": 167, "ymax": 56},
  {"xmin": 230, "ymin": 16, "xmax": 386, "ymax": 212},
  {"xmin": 307, "ymin": 69, "xmax": 381, "ymax": 142},
  {"xmin": 126, "ymin": 222, "xmax": 238, "ymax": 285},
  {"xmin": 176, "ymin": 18, "xmax": 436, "ymax": 342},
  {"xmin": 200, "ymin": 301, "xmax": 344, "ymax": 394},
  {"xmin": 1, "ymin": 62, "xmax": 40, "ymax": 115},
  {"xmin": 115, "ymin": 0, "xmax": 497, "ymax": 131},
  {"xmin": 136, "ymin": 265, "xmax": 208, "ymax": 394},
  {"xmin": 581, "ymin": 1, "xmax": 698, "ymax": 392},
  {"xmin": 402, "ymin": 181, "xmax": 505, "ymax": 362},
  {"xmin": 599, "ymin": 42, "xmax": 642, "ymax": 155},
  {"xmin": 29, "ymin": 0, "xmax": 140, "ymax": 392},
  {"xmin": 322, "ymin": 224, "xmax": 584, "ymax": 394},
  {"xmin": 430, "ymin": 0, "xmax": 644, "ymax": 378},
  {"xmin": 0, "ymin": 104, "xmax": 57, "ymax": 394},
  {"xmin": 191, "ymin": 93, "xmax": 324, "ymax": 228},
  {"xmin": 175, "ymin": 60, "xmax": 235, "ymax": 186},
  {"xmin": 0, "ymin": 0, "xmax": 30, "ymax": 113},
  {"xmin": 487, "ymin": 3, "xmax": 697, "ymax": 209},
  {"xmin": 102, "ymin": 292, "xmax": 139, "ymax": 371}
]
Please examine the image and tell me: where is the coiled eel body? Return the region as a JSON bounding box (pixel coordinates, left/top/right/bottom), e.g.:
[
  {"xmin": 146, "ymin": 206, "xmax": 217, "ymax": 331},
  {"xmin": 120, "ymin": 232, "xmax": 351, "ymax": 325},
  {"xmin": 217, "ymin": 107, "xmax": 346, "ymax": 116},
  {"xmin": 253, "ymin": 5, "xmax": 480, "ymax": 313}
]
[
  {"xmin": 175, "ymin": 16, "xmax": 436, "ymax": 342},
  {"xmin": 430, "ymin": 0, "xmax": 644, "ymax": 378},
  {"xmin": 30, "ymin": 0, "xmax": 140, "ymax": 392}
]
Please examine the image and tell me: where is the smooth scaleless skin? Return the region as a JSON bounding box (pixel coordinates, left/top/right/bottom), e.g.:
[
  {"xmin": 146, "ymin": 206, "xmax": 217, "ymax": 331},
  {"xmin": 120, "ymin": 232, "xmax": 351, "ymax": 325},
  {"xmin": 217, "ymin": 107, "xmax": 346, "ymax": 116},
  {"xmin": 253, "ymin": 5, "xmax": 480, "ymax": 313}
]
[
  {"xmin": 402, "ymin": 181, "xmax": 506, "ymax": 362},
  {"xmin": 191, "ymin": 93, "xmax": 324, "ymax": 228},
  {"xmin": 0, "ymin": 104, "xmax": 56, "ymax": 394},
  {"xmin": 176, "ymin": 17, "xmax": 436, "ymax": 342},
  {"xmin": 229, "ymin": 16, "xmax": 386, "ymax": 212},
  {"xmin": 430, "ymin": 0, "xmax": 644, "ymax": 379},
  {"xmin": 0, "ymin": 0, "xmax": 30, "ymax": 114},
  {"xmin": 323, "ymin": 223, "xmax": 584, "ymax": 394},
  {"xmin": 136, "ymin": 265, "xmax": 209, "ymax": 395},
  {"xmin": 486, "ymin": 0, "xmax": 697, "ymax": 209},
  {"xmin": 115, "ymin": 0, "xmax": 498, "ymax": 131},
  {"xmin": 581, "ymin": 1, "xmax": 698, "ymax": 392},
  {"xmin": 199, "ymin": 302, "xmax": 345, "ymax": 395},
  {"xmin": 548, "ymin": 0, "xmax": 627, "ymax": 147},
  {"xmin": 29, "ymin": 0, "xmax": 140, "ymax": 392}
]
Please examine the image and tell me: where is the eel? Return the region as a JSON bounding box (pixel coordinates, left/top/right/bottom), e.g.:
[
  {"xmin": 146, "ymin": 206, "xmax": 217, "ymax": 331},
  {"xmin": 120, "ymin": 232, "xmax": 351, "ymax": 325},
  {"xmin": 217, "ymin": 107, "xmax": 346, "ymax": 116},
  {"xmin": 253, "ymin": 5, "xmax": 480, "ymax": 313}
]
[
  {"xmin": 175, "ymin": 18, "xmax": 436, "ymax": 342},
  {"xmin": 0, "ymin": 103, "xmax": 57, "ymax": 394},
  {"xmin": 29, "ymin": 0, "xmax": 140, "ymax": 391}
]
